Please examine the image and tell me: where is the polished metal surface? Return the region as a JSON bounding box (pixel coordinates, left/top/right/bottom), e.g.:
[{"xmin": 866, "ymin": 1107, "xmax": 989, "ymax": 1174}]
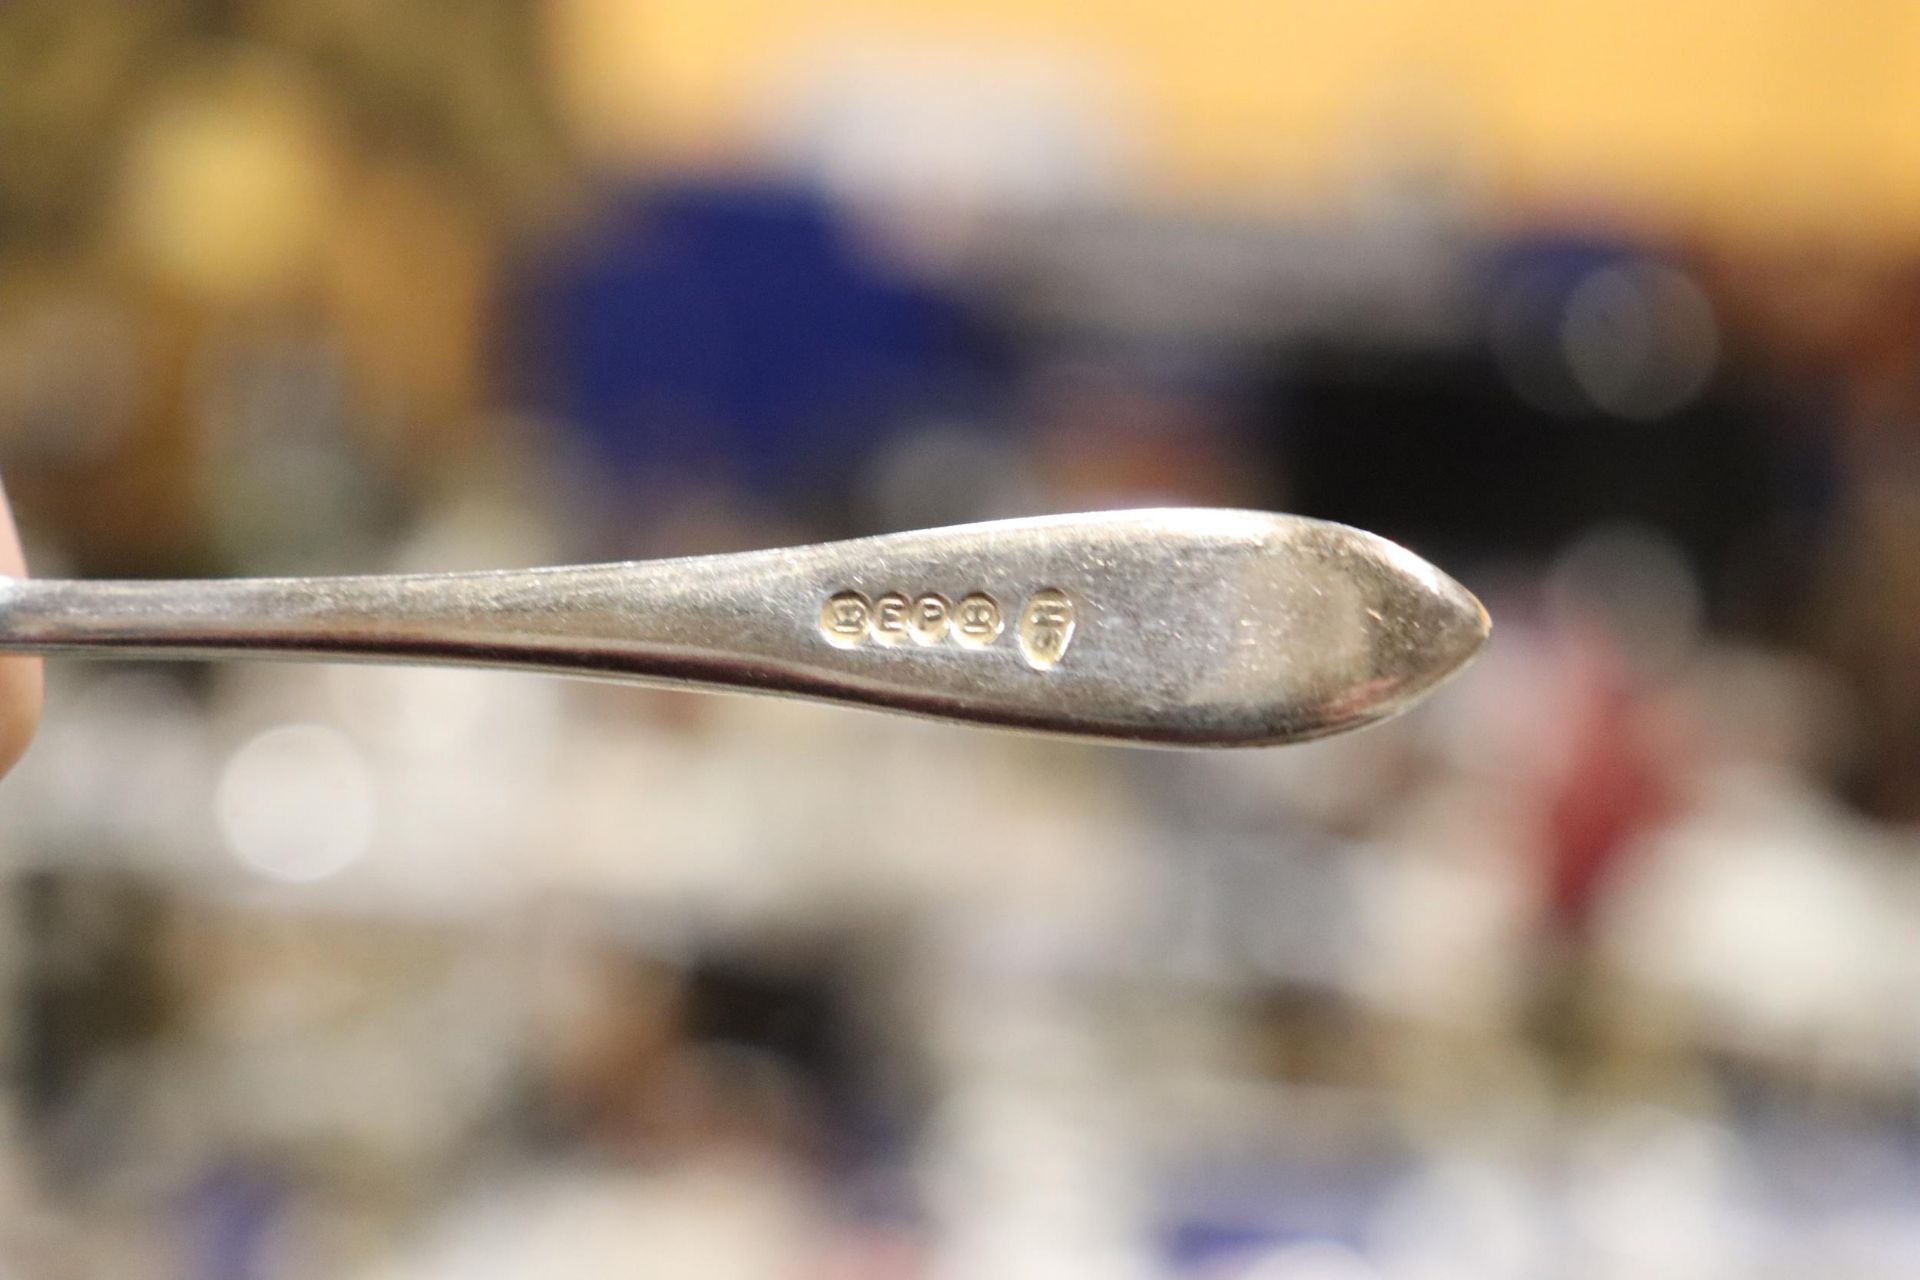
[{"xmin": 0, "ymin": 509, "xmax": 1489, "ymax": 746}]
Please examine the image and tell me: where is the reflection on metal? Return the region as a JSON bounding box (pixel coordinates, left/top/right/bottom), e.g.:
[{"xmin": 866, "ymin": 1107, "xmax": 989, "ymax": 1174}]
[{"xmin": 0, "ymin": 510, "xmax": 1489, "ymax": 747}]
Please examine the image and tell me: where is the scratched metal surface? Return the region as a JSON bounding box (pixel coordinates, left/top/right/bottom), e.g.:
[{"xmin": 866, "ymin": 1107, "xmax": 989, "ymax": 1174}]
[{"xmin": 0, "ymin": 509, "xmax": 1488, "ymax": 747}]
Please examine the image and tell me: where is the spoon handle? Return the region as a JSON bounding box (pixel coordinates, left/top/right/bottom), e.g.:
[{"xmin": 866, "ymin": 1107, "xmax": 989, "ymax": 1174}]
[{"xmin": 0, "ymin": 509, "xmax": 1487, "ymax": 747}]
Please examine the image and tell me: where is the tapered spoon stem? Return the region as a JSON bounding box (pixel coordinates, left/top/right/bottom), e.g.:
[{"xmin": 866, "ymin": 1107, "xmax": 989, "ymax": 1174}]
[{"xmin": 0, "ymin": 510, "xmax": 1488, "ymax": 747}]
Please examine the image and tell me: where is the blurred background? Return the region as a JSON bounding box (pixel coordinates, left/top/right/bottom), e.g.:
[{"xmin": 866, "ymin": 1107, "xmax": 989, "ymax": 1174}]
[{"xmin": 3, "ymin": 2, "xmax": 1920, "ymax": 1276}]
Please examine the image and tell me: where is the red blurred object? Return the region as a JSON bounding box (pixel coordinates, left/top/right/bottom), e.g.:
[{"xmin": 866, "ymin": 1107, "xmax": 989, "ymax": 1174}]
[{"xmin": 1542, "ymin": 632, "xmax": 1677, "ymax": 937}]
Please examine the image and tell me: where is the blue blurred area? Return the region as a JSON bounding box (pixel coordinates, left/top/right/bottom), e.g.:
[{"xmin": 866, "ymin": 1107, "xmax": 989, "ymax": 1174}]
[{"xmin": 513, "ymin": 181, "xmax": 985, "ymax": 522}]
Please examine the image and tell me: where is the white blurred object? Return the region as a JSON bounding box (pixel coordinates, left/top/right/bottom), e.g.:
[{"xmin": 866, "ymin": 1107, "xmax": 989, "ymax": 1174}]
[
  {"xmin": 764, "ymin": 33, "xmax": 1135, "ymax": 269},
  {"xmin": 1599, "ymin": 766, "xmax": 1902, "ymax": 1069},
  {"xmin": 1370, "ymin": 1156, "xmax": 1547, "ymax": 1280},
  {"xmin": 373, "ymin": 1162, "xmax": 827, "ymax": 1280},
  {"xmin": 1226, "ymin": 1240, "xmax": 1380, "ymax": 1280},
  {"xmin": 1351, "ymin": 790, "xmax": 1536, "ymax": 1032},
  {"xmin": 1547, "ymin": 523, "xmax": 1703, "ymax": 679},
  {"xmin": 1565, "ymin": 1106, "xmax": 1758, "ymax": 1280},
  {"xmin": 1561, "ymin": 264, "xmax": 1719, "ymax": 421},
  {"xmin": 1493, "ymin": 262, "xmax": 1718, "ymax": 420},
  {"xmin": 12, "ymin": 670, "xmax": 218, "ymax": 868},
  {"xmin": 924, "ymin": 991, "xmax": 1155, "ymax": 1280},
  {"xmin": 216, "ymin": 723, "xmax": 375, "ymax": 883}
]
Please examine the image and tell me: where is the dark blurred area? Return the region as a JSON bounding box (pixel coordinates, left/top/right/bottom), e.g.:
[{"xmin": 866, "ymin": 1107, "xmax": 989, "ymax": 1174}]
[{"xmin": 4, "ymin": 2, "xmax": 1920, "ymax": 1276}]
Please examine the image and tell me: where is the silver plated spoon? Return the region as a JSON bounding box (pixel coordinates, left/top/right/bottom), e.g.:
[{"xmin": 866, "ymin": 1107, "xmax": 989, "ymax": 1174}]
[{"xmin": 0, "ymin": 509, "xmax": 1487, "ymax": 747}]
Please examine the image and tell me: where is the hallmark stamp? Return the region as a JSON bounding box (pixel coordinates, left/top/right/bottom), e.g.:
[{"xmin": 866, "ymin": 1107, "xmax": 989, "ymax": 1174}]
[
  {"xmin": 822, "ymin": 588, "xmax": 1032, "ymax": 655},
  {"xmin": 952, "ymin": 593, "xmax": 1004, "ymax": 649},
  {"xmin": 1018, "ymin": 588, "xmax": 1076, "ymax": 669},
  {"xmin": 908, "ymin": 594, "xmax": 951, "ymax": 646},
  {"xmin": 820, "ymin": 591, "xmax": 872, "ymax": 647},
  {"xmin": 871, "ymin": 592, "xmax": 912, "ymax": 646}
]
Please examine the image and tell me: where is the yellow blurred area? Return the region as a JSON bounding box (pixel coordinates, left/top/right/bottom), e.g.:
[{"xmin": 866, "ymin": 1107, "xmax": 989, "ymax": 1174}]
[
  {"xmin": 552, "ymin": 0, "xmax": 1920, "ymax": 242},
  {"xmin": 118, "ymin": 60, "xmax": 343, "ymax": 302}
]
